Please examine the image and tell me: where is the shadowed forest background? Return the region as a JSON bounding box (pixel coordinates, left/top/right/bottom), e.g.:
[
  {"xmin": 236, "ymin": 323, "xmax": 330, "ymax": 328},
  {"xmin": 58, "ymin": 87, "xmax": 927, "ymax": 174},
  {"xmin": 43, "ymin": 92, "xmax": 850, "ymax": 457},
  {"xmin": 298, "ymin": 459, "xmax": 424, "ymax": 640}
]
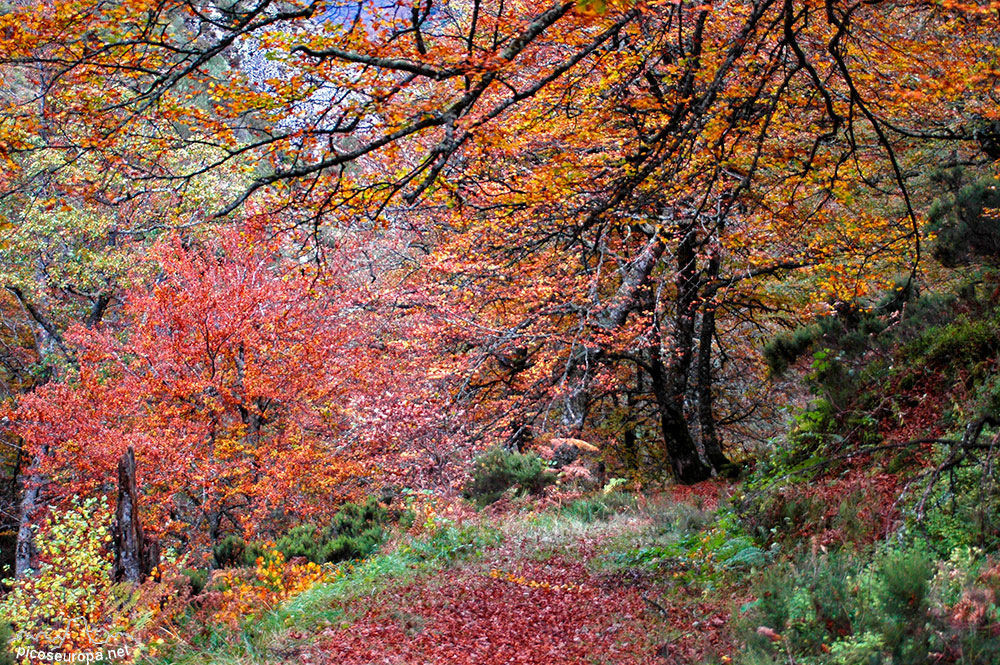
[{"xmin": 0, "ymin": 0, "xmax": 999, "ymax": 662}]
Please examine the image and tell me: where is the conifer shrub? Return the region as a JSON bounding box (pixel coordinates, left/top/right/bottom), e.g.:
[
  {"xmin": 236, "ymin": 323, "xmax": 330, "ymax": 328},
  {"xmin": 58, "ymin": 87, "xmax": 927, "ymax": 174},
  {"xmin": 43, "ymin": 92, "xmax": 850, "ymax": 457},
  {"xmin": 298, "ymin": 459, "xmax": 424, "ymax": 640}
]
[
  {"xmin": 179, "ymin": 568, "xmax": 210, "ymax": 596},
  {"xmin": 763, "ymin": 325, "xmax": 820, "ymax": 376},
  {"xmin": 463, "ymin": 446, "xmax": 556, "ymax": 507},
  {"xmin": 927, "ymin": 174, "xmax": 1000, "ymax": 267},
  {"xmin": 905, "ymin": 312, "xmax": 1000, "ymax": 370},
  {"xmin": 320, "ymin": 528, "xmax": 384, "ymax": 563},
  {"xmin": 213, "ymin": 496, "xmax": 397, "ymax": 567},
  {"xmin": 745, "ymin": 553, "xmax": 857, "ymax": 655},
  {"xmin": 739, "ymin": 545, "xmax": 1000, "ymax": 665},
  {"xmin": 212, "ymin": 535, "xmax": 249, "ymax": 568},
  {"xmin": 273, "ymin": 524, "xmax": 325, "ymax": 562},
  {"xmin": 274, "ymin": 497, "xmax": 391, "ymax": 564}
]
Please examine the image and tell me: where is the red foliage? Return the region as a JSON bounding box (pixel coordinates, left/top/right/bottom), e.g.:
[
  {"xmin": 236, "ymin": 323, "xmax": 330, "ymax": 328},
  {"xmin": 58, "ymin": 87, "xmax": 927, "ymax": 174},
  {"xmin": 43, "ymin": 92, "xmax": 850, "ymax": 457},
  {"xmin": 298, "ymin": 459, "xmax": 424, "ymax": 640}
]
[
  {"xmin": 10, "ymin": 225, "xmax": 447, "ymax": 545},
  {"xmin": 657, "ymin": 480, "xmax": 734, "ymax": 513},
  {"xmin": 790, "ymin": 467, "xmax": 902, "ymax": 547},
  {"xmin": 880, "ymin": 372, "xmax": 949, "ymax": 446},
  {"xmin": 311, "ymin": 557, "xmax": 661, "ymax": 665}
]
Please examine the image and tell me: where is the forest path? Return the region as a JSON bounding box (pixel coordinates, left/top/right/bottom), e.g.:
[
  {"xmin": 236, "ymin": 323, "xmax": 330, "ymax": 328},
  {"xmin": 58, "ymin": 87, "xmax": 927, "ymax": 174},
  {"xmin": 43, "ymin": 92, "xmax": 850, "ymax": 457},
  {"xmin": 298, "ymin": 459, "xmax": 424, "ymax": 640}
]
[{"xmin": 277, "ymin": 484, "xmax": 739, "ymax": 665}]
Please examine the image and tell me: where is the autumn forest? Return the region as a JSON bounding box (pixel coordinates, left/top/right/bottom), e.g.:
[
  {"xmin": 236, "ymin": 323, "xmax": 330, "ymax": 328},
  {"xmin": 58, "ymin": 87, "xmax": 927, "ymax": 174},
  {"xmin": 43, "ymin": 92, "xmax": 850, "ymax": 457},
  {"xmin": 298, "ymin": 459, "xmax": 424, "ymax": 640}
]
[{"xmin": 0, "ymin": 0, "xmax": 999, "ymax": 662}]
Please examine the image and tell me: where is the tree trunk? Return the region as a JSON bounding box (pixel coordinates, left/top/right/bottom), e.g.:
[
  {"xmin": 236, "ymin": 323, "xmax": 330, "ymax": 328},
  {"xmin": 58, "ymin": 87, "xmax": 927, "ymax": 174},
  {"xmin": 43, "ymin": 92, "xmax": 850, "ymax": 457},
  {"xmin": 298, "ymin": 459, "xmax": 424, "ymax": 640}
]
[
  {"xmin": 645, "ymin": 221, "xmax": 713, "ymax": 484},
  {"xmin": 14, "ymin": 455, "xmax": 41, "ymax": 577},
  {"xmin": 697, "ymin": 295, "xmax": 737, "ymax": 476},
  {"xmin": 669, "ymin": 222, "xmax": 699, "ymax": 401},
  {"xmin": 10, "ymin": 290, "xmax": 63, "ymax": 578},
  {"xmin": 696, "ymin": 248, "xmax": 737, "ymax": 475},
  {"xmin": 647, "ymin": 348, "xmax": 712, "ymax": 484},
  {"xmin": 621, "ymin": 369, "xmax": 642, "ymax": 468},
  {"xmin": 113, "ymin": 447, "xmax": 159, "ymax": 583},
  {"xmin": 612, "ymin": 224, "xmax": 712, "ymax": 484}
]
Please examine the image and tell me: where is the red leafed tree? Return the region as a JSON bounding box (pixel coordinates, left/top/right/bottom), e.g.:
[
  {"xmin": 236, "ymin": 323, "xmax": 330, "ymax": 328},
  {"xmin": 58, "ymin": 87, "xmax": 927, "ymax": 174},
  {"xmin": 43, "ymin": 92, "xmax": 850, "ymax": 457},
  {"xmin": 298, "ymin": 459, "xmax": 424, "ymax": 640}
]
[
  {"xmin": 1, "ymin": 0, "xmax": 998, "ymax": 492},
  {"xmin": 10, "ymin": 221, "xmax": 445, "ymax": 549}
]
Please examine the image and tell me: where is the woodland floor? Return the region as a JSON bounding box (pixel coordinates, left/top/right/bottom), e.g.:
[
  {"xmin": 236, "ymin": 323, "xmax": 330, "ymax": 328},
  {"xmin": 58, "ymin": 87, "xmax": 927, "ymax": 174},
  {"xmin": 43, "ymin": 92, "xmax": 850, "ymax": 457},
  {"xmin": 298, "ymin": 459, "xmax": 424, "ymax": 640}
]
[{"xmin": 193, "ymin": 483, "xmax": 745, "ymax": 665}]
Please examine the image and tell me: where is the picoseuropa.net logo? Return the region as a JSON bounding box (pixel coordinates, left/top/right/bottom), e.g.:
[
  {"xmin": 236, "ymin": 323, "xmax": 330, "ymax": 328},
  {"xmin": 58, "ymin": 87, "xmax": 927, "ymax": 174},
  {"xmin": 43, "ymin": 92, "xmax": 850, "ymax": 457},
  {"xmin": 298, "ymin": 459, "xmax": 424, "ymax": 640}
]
[{"xmin": 13, "ymin": 615, "xmax": 140, "ymax": 663}]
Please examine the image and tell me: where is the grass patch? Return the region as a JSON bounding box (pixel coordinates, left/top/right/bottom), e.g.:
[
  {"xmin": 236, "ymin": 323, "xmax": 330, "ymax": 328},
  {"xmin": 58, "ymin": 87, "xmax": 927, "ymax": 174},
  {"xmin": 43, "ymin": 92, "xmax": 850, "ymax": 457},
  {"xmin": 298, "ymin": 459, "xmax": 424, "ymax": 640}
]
[{"xmin": 560, "ymin": 491, "xmax": 637, "ymax": 523}]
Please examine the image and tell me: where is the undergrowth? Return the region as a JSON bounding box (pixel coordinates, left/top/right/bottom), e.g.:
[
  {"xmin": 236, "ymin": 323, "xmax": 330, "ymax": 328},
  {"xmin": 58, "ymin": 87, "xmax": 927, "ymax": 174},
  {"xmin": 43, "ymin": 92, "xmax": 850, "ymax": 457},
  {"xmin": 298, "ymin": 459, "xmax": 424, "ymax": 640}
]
[
  {"xmin": 463, "ymin": 446, "xmax": 556, "ymax": 507},
  {"xmin": 212, "ymin": 496, "xmax": 407, "ymax": 569},
  {"xmin": 738, "ymin": 544, "xmax": 1000, "ymax": 665},
  {"xmin": 157, "ymin": 518, "xmax": 502, "ymax": 665},
  {"xmin": 0, "ymin": 623, "xmax": 13, "ymax": 665}
]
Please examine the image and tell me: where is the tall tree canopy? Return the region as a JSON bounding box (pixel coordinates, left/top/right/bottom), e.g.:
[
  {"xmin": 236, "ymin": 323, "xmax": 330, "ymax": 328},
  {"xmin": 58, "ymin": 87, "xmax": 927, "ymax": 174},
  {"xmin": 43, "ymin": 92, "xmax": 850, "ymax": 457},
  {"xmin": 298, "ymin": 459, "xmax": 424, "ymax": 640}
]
[{"xmin": 0, "ymin": 0, "xmax": 997, "ymax": 558}]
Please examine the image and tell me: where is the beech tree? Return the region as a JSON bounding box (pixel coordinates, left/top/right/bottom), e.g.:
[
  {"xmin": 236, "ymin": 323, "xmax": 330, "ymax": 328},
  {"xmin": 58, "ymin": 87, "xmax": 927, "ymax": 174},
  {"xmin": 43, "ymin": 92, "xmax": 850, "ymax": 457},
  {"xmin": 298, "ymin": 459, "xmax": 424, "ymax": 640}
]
[
  {"xmin": 10, "ymin": 222, "xmax": 448, "ymax": 554},
  {"xmin": 0, "ymin": 0, "xmax": 996, "ymax": 525}
]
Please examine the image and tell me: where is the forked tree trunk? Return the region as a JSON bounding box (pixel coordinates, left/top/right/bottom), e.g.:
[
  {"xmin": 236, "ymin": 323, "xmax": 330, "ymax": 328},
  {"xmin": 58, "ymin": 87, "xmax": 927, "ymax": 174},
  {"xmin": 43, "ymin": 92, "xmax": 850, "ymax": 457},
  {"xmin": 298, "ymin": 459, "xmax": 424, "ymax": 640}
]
[
  {"xmin": 647, "ymin": 349, "xmax": 712, "ymax": 484},
  {"xmin": 649, "ymin": 222, "xmax": 713, "ymax": 484}
]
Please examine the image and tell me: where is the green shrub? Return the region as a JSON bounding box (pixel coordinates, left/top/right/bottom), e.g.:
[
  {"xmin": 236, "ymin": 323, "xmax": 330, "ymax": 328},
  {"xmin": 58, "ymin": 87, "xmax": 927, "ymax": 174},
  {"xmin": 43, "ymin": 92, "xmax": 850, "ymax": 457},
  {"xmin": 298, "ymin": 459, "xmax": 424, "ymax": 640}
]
[
  {"xmin": 737, "ymin": 546, "xmax": 973, "ymax": 665},
  {"xmin": 899, "ymin": 290, "xmax": 958, "ymax": 329},
  {"xmin": 764, "ymin": 325, "xmax": 820, "ymax": 376},
  {"xmin": 874, "ymin": 548, "xmax": 935, "ymax": 661},
  {"xmin": 463, "ymin": 447, "xmax": 555, "ymax": 506},
  {"xmin": 745, "ymin": 553, "xmax": 858, "ymax": 655},
  {"xmin": 331, "ymin": 497, "xmax": 390, "ymax": 535},
  {"xmin": 212, "ymin": 534, "xmax": 248, "ymax": 568},
  {"xmin": 831, "ymin": 488, "xmax": 878, "ymax": 543},
  {"xmin": 782, "ymin": 397, "xmax": 838, "ymax": 459},
  {"xmin": 716, "ymin": 536, "xmax": 766, "ymax": 571},
  {"xmin": 776, "ymin": 346, "xmax": 883, "ymax": 460},
  {"xmin": 212, "ymin": 535, "xmax": 266, "ymax": 568},
  {"xmin": 928, "ymin": 174, "xmax": 1000, "ymax": 267},
  {"xmin": 0, "ymin": 622, "xmax": 14, "ymax": 665},
  {"xmin": 214, "ymin": 496, "xmax": 395, "ymax": 568},
  {"xmin": 274, "ymin": 524, "xmax": 324, "ymax": 562},
  {"xmin": 243, "ymin": 540, "xmax": 268, "ymax": 565},
  {"xmin": 873, "ymin": 276, "xmax": 918, "ymax": 315},
  {"xmin": 180, "ymin": 568, "xmax": 210, "ymax": 596},
  {"xmin": 319, "ymin": 526, "xmax": 384, "ymax": 563},
  {"xmin": 907, "ymin": 313, "xmax": 1000, "ymax": 369},
  {"xmin": 273, "ymin": 497, "xmax": 391, "ymax": 564}
]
